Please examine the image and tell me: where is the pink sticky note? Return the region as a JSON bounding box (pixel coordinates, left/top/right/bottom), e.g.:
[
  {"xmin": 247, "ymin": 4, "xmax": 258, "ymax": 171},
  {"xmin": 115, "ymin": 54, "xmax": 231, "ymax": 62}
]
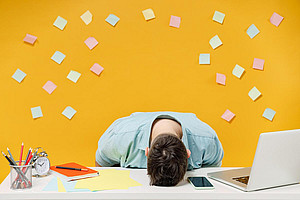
[
  {"xmin": 270, "ymin": 12, "xmax": 284, "ymax": 27},
  {"xmin": 253, "ymin": 58, "xmax": 265, "ymax": 70},
  {"xmin": 23, "ymin": 34, "xmax": 37, "ymax": 45},
  {"xmin": 42, "ymin": 81, "xmax": 57, "ymax": 94},
  {"xmin": 84, "ymin": 37, "xmax": 98, "ymax": 50},
  {"xmin": 90, "ymin": 63, "xmax": 104, "ymax": 75},
  {"xmin": 221, "ymin": 109, "xmax": 235, "ymax": 122},
  {"xmin": 216, "ymin": 73, "xmax": 226, "ymax": 85},
  {"xmin": 169, "ymin": 15, "xmax": 181, "ymax": 28}
]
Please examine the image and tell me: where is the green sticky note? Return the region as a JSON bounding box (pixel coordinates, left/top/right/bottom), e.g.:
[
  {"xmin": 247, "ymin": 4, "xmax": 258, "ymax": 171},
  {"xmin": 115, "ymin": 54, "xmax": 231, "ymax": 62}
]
[
  {"xmin": 213, "ymin": 11, "xmax": 225, "ymax": 24},
  {"xmin": 232, "ymin": 64, "xmax": 245, "ymax": 78},
  {"xmin": 67, "ymin": 70, "xmax": 81, "ymax": 83},
  {"xmin": 12, "ymin": 69, "xmax": 27, "ymax": 83},
  {"xmin": 62, "ymin": 106, "xmax": 77, "ymax": 119},
  {"xmin": 263, "ymin": 108, "xmax": 276, "ymax": 121},
  {"xmin": 248, "ymin": 86, "xmax": 261, "ymax": 101},
  {"xmin": 31, "ymin": 106, "xmax": 43, "ymax": 119},
  {"xmin": 199, "ymin": 54, "xmax": 210, "ymax": 64},
  {"xmin": 51, "ymin": 51, "xmax": 66, "ymax": 64},
  {"xmin": 53, "ymin": 16, "xmax": 67, "ymax": 30}
]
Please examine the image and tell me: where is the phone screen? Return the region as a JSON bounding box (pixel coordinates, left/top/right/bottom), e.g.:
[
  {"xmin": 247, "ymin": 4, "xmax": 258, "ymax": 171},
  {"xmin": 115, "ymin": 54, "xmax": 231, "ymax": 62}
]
[{"xmin": 188, "ymin": 177, "xmax": 214, "ymax": 188}]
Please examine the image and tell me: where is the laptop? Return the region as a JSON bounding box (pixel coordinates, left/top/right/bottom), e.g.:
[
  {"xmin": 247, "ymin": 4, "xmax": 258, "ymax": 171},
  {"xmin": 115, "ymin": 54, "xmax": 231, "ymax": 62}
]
[{"xmin": 207, "ymin": 129, "xmax": 300, "ymax": 192}]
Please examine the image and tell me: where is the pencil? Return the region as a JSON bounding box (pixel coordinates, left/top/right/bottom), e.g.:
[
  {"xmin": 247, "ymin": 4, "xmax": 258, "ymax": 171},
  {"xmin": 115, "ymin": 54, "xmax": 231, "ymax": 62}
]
[
  {"xmin": 55, "ymin": 166, "xmax": 89, "ymax": 171},
  {"xmin": 19, "ymin": 142, "xmax": 24, "ymax": 166},
  {"xmin": 2, "ymin": 151, "xmax": 14, "ymax": 165},
  {"xmin": 7, "ymin": 147, "xmax": 16, "ymax": 164},
  {"xmin": 24, "ymin": 148, "xmax": 31, "ymax": 164}
]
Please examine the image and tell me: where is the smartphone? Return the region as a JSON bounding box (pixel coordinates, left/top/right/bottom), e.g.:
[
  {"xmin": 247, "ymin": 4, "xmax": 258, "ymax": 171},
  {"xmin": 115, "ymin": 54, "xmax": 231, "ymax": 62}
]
[{"xmin": 187, "ymin": 177, "xmax": 214, "ymax": 190}]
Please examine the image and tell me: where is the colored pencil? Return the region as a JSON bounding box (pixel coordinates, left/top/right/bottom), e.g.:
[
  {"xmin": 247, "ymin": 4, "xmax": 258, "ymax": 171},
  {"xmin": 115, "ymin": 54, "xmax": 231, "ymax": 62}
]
[
  {"xmin": 24, "ymin": 148, "xmax": 31, "ymax": 164},
  {"xmin": 19, "ymin": 142, "xmax": 24, "ymax": 166},
  {"xmin": 7, "ymin": 147, "xmax": 16, "ymax": 164}
]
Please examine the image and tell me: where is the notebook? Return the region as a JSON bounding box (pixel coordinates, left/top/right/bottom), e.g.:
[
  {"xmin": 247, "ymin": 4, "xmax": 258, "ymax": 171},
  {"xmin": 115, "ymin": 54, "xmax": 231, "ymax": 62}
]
[{"xmin": 50, "ymin": 162, "xmax": 99, "ymax": 181}]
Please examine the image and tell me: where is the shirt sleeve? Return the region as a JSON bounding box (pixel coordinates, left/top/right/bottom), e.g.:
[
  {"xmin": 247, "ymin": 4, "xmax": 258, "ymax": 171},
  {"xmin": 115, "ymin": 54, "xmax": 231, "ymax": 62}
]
[{"xmin": 202, "ymin": 136, "xmax": 224, "ymax": 167}]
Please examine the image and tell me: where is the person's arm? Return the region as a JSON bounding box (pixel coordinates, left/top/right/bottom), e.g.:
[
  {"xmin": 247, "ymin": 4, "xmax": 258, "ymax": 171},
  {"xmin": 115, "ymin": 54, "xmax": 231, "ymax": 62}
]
[{"xmin": 95, "ymin": 161, "xmax": 101, "ymax": 167}]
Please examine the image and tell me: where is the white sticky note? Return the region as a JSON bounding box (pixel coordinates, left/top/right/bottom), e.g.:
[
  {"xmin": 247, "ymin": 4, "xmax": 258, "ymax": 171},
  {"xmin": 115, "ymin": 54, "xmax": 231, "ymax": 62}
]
[
  {"xmin": 81, "ymin": 10, "xmax": 93, "ymax": 25},
  {"xmin": 67, "ymin": 70, "xmax": 81, "ymax": 83},
  {"xmin": 248, "ymin": 86, "xmax": 262, "ymax": 101},
  {"xmin": 213, "ymin": 11, "xmax": 225, "ymax": 24},
  {"xmin": 209, "ymin": 35, "xmax": 222, "ymax": 50},
  {"xmin": 105, "ymin": 14, "xmax": 120, "ymax": 27},
  {"xmin": 62, "ymin": 106, "xmax": 77, "ymax": 119},
  {"xmin": 12, "ymin": 69, "xmax": 27, "ymax": 83},
  {"xmin": 142, "ymin": 9, "xmax": 155, "ymax": 21},
  {"xmin": 51, "ymin": 51, "xmax": 66, "ymax": 64},
  {"xmin": 262, "ymin": 108, "xmax": 276, "ymax": 121},
  {"xmin": 232, "ymin": 64, "xmax": 245, "ymax": 78},
  {"xmin": 247, "ymin": 24, "xmax": 260, "ymax": 39},
  {"xmin": 31, "ymin": 106, "xmax": 43, "ymax": 119},
  {"xmin": 53, "ymin": 16, "xmax": 67, "ymax": 30},
  {"xmin": 199, "ymin": 54, "xmax": 210, "ymax": 65}
]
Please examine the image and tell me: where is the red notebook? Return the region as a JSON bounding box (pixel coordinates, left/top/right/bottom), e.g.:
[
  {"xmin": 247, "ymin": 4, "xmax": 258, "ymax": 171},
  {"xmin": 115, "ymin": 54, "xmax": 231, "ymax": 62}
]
[{"xmin": 50, "ymin": 162, "xmax": 99, "ymax": 181}]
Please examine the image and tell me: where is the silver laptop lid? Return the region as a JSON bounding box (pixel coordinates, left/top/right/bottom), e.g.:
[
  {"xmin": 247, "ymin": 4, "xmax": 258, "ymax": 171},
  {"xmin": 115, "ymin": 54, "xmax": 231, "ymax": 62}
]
[{"xmin": 247, "ymin": 129, "xmax": 300, "ymax": 191}]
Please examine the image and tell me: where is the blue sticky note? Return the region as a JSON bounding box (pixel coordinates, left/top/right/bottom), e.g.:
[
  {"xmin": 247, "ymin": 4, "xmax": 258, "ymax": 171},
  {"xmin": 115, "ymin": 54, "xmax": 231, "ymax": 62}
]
[
  {"xmin": 51, "ymin": 51, "xmax": 66, "ymax": 64},
  {"xmin": 31, "ymin": 106, "xmax": 43, "ymax": 119},
  {"xmin": 53, "ymin": 16, "xmax": 67, "ymax": 30},
  {"xmin": 43, "ymin": 177, "xmax": 58, "ymax": 191},
  {"xmin": 105, "ymin": 14, "xmax": 120, "ymax": 27},
  {"xmin": 61, "ymin": 180, "xmax": 91, "ymax": 192},
  {"xmin": 199, "ymin": 54, "xmax": 210, "ymax": 65},
  {"xmin": 247, "ymin": 24, "xmax": 260, "ymax": 39},
  {"xmin": 62, "ymin": 106, "xmax": 77, "ymax": 119},
  {"xmin": 12, "ymin": 69, "xmax": 27, "ymax": 83},
  {"xmin": 263, "ymin": 108, "xmax": 276, "ymax": 121}
]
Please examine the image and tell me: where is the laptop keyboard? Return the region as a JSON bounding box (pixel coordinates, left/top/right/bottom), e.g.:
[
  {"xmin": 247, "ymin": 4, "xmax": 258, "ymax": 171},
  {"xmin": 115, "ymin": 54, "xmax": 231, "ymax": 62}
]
[{"xmin": 232, "ymin": 176, "xmax": 249, "ymax": 185}]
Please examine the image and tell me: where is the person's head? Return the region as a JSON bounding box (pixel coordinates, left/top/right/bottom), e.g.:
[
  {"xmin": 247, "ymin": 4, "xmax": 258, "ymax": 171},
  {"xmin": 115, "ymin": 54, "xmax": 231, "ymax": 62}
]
[{"xmin": 145, "ymin": 133, "xmax": 190, "ymax": 186}]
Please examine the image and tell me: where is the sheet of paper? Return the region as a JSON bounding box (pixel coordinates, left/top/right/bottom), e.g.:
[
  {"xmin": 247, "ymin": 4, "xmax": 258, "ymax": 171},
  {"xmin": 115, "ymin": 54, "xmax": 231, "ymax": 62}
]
[
  {"xmin": 31, "ymin": 106, "xmax": 43, "ymax": 119},
  {"xmin": 247, "ymin": 24, "xmax": 260, "ymax": 39},
  {"xmin": 248, "ymin": 86, "xmax": 262, "ymax": 101},
  {"xmin": 42, "ymin": 177, "xmax": 58, "ymax": 191},
  {"xmin": 221, "ymin": 109, "xmax": 235, "ymax": 122},
  {"xmin": 62, "ymin": 106, "xmax": 77, "ymax": 119},
  {"xmin": 105, "ymin": 14, "xmax": 120, "ymax": 27},
  {"xmin": 216, "ymin": 73, "xmax": 226, "ymax": 85},
  {"xmin": 253, "ymin": 58, "xmax": 264, "ymax": 70},
  {"xmin": 61, "ymin": 179, "xmax": 90, "ymax": 192},
  {"xmin": 262, "ymin": 108, "xmax": 276, "ymax": 121},
  {"xmin": 53, "ymin": 16, "xmax": 67, "ymax": 30},
  {"xmin": 90, "ymin": 63, "xmax": 104, "ymax": 76},
  {"xmin": 209, "ymin": 35, "xmax": 222, "ymax": 49},
  {"xmin": 57, "ymin": 177, "xmax": 66, "ymax": 192},
  {"xmin": 81, "ymin": 10, "xmax": 92, "ymax": 25},
  {"xmin": 199, "ymin": 54, "xmax": 210, "ymax": 65},
  {"xmin": 12, "ymin": 69, "xmax": 27, "ymax": 83},
  {"xmin": 23, "ymin": 34, "xmax": 37, "ymax": 45},
  {"xmin": 67, "ymin": 70, "xmax": 81, "ymax": 83},
  {"xmin": 213, "ymin": 11, "xmax": 225, "ymax": 24},
  {"xmin": 270, "ymin": 12, "xmax": 284, "ymax": 27},
  {"xmin": 169, "ymin": 15, "xmax": 181, "ymax": 28},
  {"xmin": 84, "ymin": 37, "xmax": 98, "ymax": 50},
  {"xmin": 42, "ymin": 81, "xmax": 57, "ymax": 94},
  {"xmin": 232, "ymin": 64, "xmax": 245, "ymax": 78},
  {"xmin": 51, "ymin": 51, "xmax": 66, "ymax": 64},
  {"xmin": 142, "ymin": 9, "xmax": 155, "ymax": 21}
]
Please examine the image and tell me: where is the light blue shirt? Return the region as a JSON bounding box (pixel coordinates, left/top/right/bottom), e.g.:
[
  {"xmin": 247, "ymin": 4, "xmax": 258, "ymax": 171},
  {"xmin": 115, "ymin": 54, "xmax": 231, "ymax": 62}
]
[{"xmin": 96, "ymin": 112, "xmax": 224, "ymax": 170}]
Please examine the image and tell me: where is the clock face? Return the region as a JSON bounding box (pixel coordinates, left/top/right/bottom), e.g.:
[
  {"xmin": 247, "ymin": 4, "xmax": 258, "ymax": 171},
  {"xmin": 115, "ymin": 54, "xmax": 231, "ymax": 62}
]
[{"xmin": 35, "ymin": 157, "xmax": 50, "ymax": 176}]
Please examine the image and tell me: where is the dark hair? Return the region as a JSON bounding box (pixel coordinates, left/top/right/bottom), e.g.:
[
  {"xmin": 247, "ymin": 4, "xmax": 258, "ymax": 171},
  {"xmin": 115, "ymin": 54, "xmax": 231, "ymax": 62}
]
[{"xmin": 147, "ymin": 134, "xmax": 188, "ymax": 186}]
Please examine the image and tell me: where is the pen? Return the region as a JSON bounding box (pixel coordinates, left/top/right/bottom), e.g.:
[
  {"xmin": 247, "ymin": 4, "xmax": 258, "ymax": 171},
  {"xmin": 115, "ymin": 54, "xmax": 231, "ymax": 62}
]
[
  {"xmin": 55, "ymin": 166, "xmax": 89, "ymax": 171},
  {"xmin": 19, "ymin": 142, "xmax": 24, "ymax": 166}
]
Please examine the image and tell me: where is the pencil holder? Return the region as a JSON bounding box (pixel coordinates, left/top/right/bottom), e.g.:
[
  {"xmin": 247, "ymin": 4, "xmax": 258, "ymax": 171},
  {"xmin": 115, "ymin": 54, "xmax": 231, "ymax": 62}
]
[{"xmin": 10, "ymin": 161, "xmax": 32, "ymax": 190}]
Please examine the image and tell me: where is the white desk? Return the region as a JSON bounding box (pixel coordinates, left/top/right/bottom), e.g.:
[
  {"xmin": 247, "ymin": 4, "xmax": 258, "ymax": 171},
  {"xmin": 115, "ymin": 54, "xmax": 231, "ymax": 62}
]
[{"xmin": 0, "ymin": 167, "xmax": 299, "ymax": 200}]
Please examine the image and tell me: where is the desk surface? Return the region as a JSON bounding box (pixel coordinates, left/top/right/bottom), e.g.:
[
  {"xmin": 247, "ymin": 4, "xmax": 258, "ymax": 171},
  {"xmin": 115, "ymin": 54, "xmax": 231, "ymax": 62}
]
[{"xmin": 0, "ymin": 167, "xmax": 299, "ymax": 200}]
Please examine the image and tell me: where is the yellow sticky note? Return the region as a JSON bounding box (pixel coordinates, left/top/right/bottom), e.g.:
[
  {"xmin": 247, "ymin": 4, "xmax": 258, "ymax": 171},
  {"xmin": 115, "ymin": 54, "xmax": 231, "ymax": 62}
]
[
  {"xmin": 81, "ymin": 10, "xmax": 92, "ymax": 25},
  {"xmin": 57, "ymin": 177, "xmax": 66, "ymax": 192},
  {"xmin": 142, "ymin": 9, "xmax": 155, "ymax": 21}
]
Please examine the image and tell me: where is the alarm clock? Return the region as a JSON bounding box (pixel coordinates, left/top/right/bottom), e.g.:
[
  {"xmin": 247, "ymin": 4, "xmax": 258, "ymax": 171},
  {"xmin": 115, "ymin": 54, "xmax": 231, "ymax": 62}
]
[{"xmin": 32, "ymin": 147, "xmax": 50, "ymax": 177}]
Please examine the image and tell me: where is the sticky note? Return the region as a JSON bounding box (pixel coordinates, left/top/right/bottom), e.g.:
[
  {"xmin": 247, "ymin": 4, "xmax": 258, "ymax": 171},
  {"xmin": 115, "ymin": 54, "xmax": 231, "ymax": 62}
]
[
  {"xmin": 221, "ymin": 109, "xmax": 235, "ymax": 122},
  {"xmin": 53, "ymin": 16, "xmax": 67, "ymax": 30},
  {"xmin": 263, "ymin": 108, "xmax": 276, "ymax": 121},
  {"xmin": 23, "ymin": 34, "xmax": 37, "ymax": 45},
  {"xmin": 31, "ymin": 106, "xmax": 43, "ymax": 119},
  {"xmin": 247, "ymin": 24, "xmax": 260, "ymax": 39},
  {"xmin": 142, "ymin": 9, "xmax": 155, "ymax": 21},
  {"xmin": 213, "ymin": 11, "xmax": 225, "ymax": 24},
  {"xmin": 253, "ymin": 58, "xmax": 265, "ymax": 70},
  {"xmin": 199, "ymin": 54, "xmax": 210, "ymax": 65},
  {"xmin": 216, "ymin": 73, "xmax": 226, "ymax": 85},
  {"xmin": 106, "ymin": 14, "xmax": 120, "ymax": 27},
  {"xmin": 67, "ymin": 70, "xmax": 81, "ymax": 83},
  {"xmin": 209, "ymin": 35, "xmax": 222, "ymax": 50},
  {"xmin": 90, "ymin": 63, "xmax": 104, "ymax": 76},
  {"xmin": 62, "ymin": 106, "xmax": 77, "ymax": 119},
  {"xmin": 169, "ymin": 15, "xmax": 181, "ymax": 28},
  {"xmin": 42, "ymin": 81, "xmax": 57, "ymax": 94},
  {"xmin": 12, "ymin": 69, "xmax": 26, "ymax": 83},
  {"xmin": 248, "ymin": 86, "xmax": 262, "ymax": 101},
  {"xmin": 270, "ymin": 12, "xmax": 283, "ymax": 27},
  {"xmin": 232, "ymin": 64, "xmax": 245, "ymax": 78},
  {"xmin": 81, "ymin": 10, "xmax": 92, "ymax": 25},
  {"xmin": 51, "ymin": 51, "xmax": 66, "ymax": 64},
  {"xmin": 84, "ymin": 37, "xmax": 98, "ymax": 50}
]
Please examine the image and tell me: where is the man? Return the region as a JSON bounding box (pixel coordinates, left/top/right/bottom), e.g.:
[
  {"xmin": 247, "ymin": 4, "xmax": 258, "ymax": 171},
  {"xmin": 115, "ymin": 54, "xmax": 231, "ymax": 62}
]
[{"xmin": 95, "ymin": 111, "xmax": 223, "ymax": 186}]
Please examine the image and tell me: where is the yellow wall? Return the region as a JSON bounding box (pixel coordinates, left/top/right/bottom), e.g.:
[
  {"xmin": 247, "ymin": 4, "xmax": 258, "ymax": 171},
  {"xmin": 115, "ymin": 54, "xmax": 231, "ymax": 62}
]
[{"xmin": 0, "ymin": 0, "xmax": 299, "ymax": 182}]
